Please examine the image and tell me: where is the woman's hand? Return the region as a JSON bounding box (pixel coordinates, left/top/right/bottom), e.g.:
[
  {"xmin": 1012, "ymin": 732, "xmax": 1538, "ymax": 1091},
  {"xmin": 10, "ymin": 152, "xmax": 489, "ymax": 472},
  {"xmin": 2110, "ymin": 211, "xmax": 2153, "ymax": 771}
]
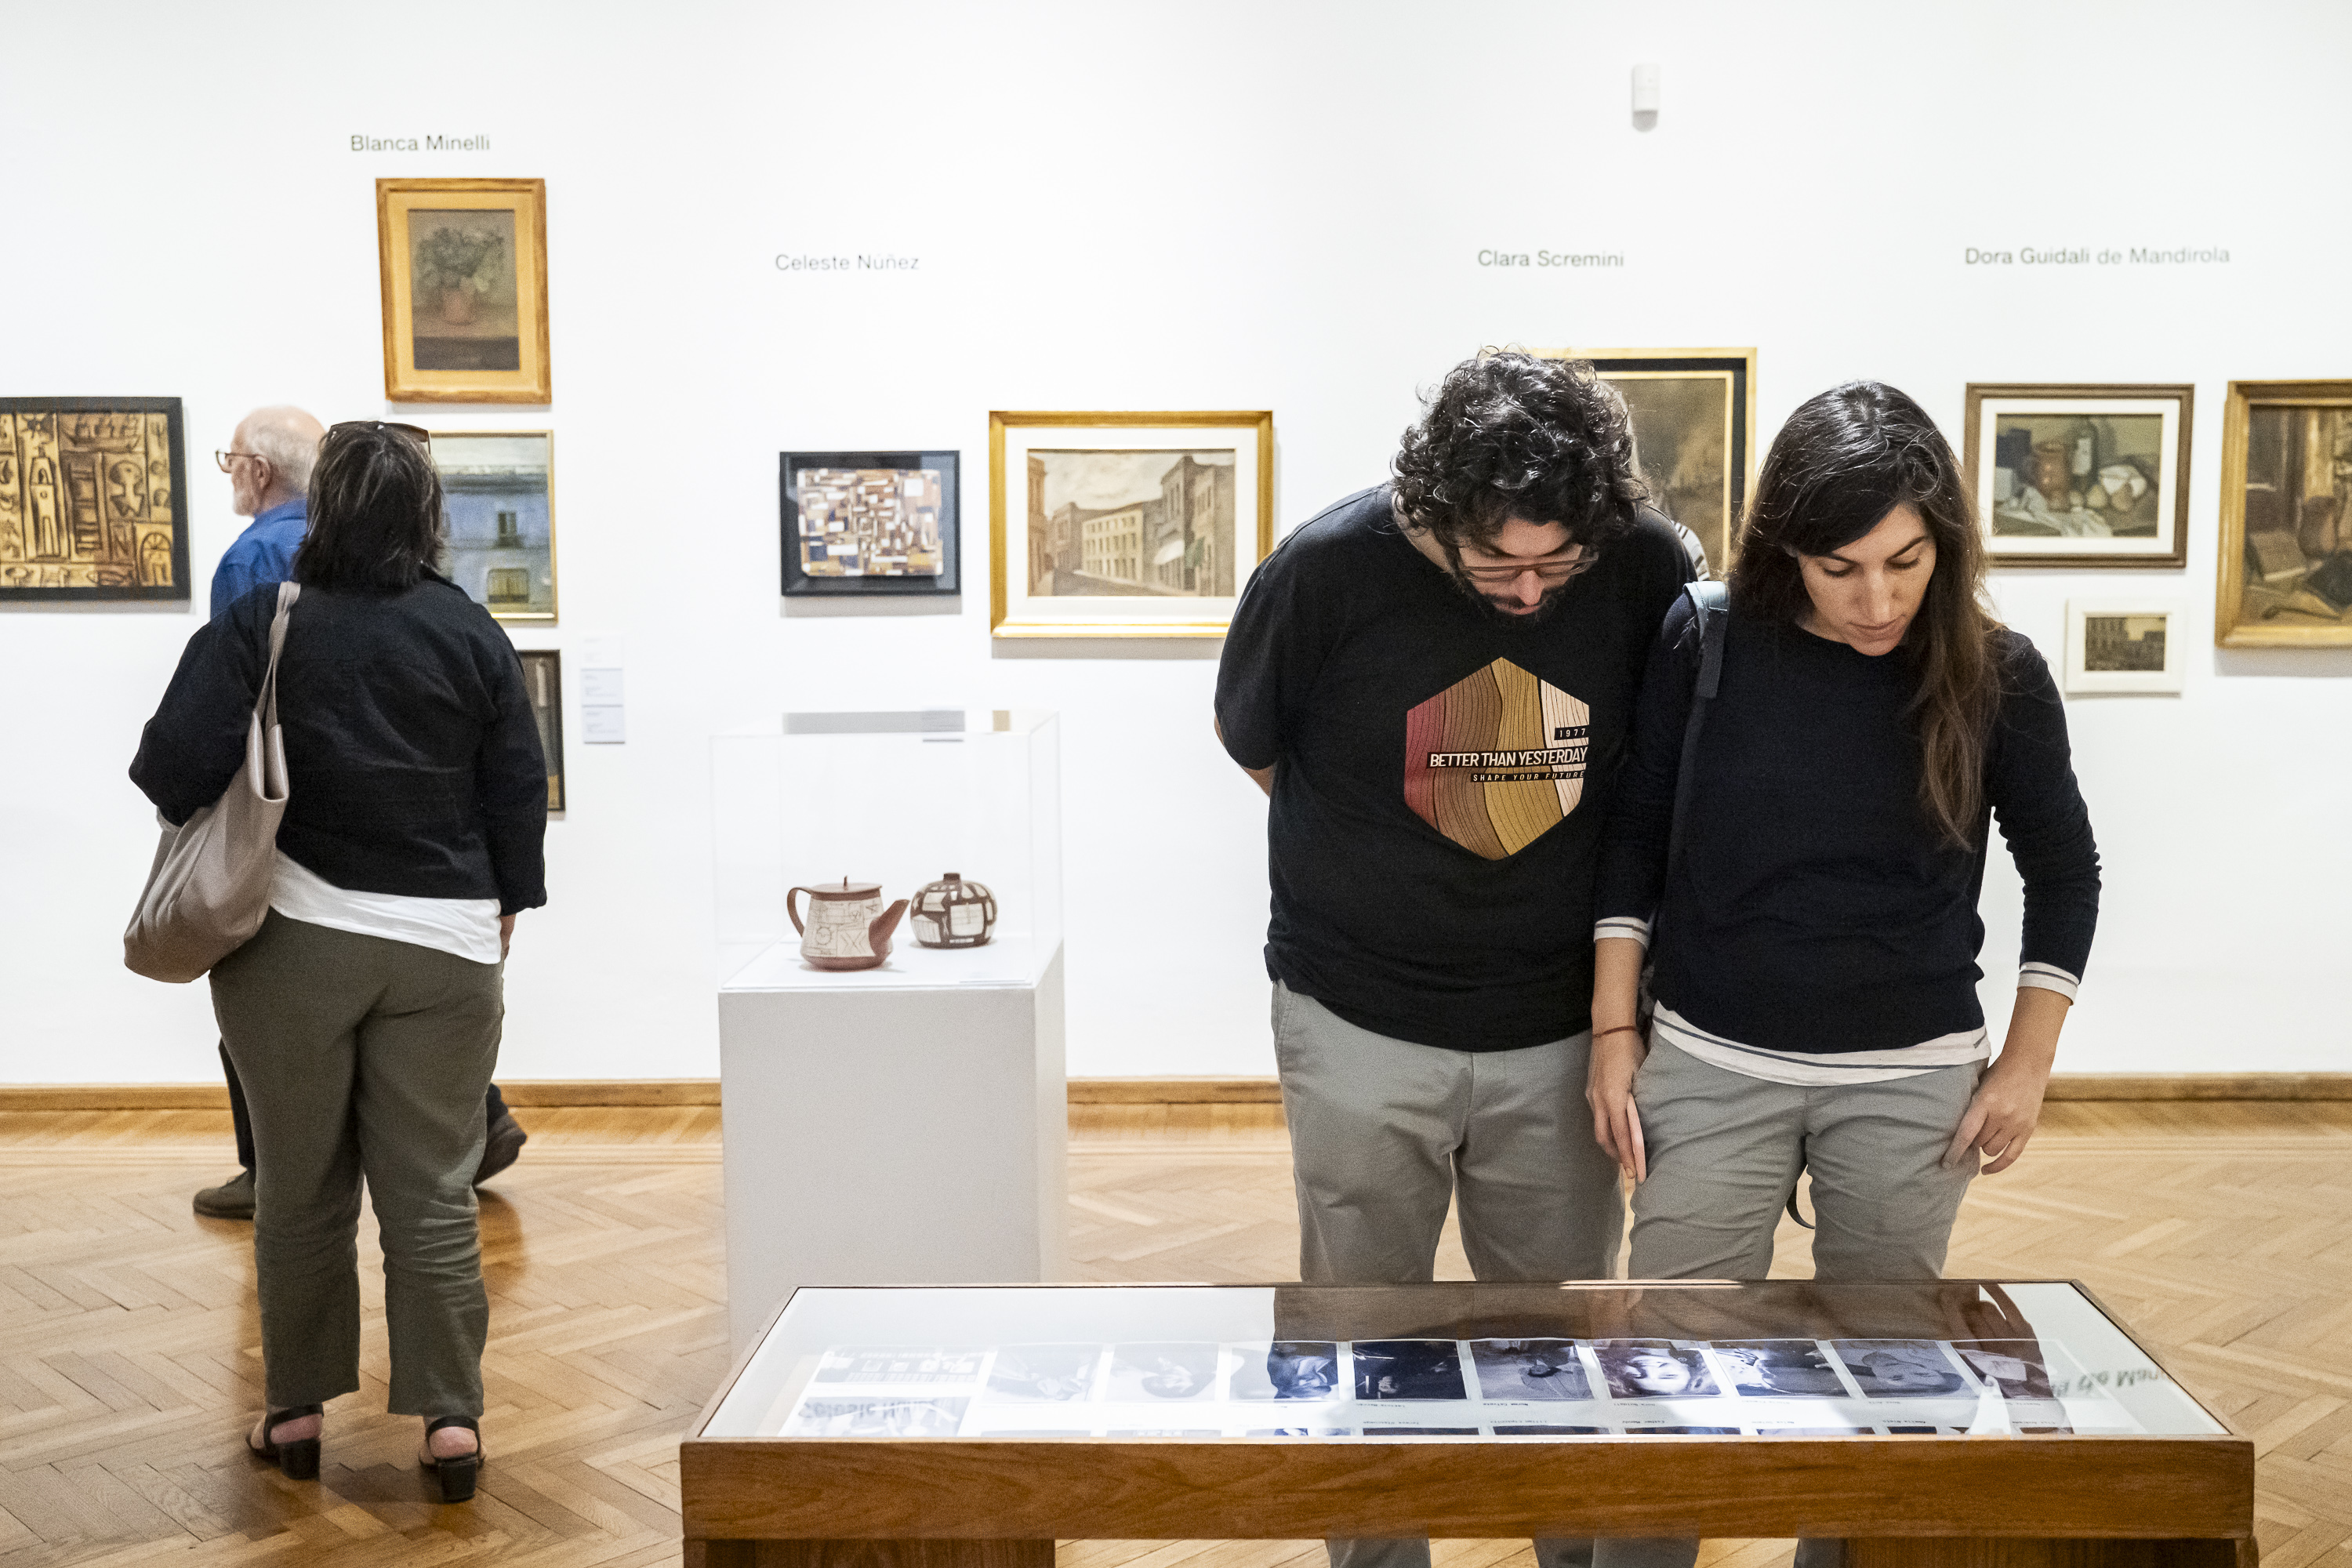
[
  {"xmin": 1943, "ymin": 986, "xmax": 2068, "ymax": 1174},
  {"xmin": 499, "ymin": 914, "xmax": 515, "ymax": 960},
  {"xmin": 1587, "ymin": 1027, "xmax": 1650, "ymax": 1183}
]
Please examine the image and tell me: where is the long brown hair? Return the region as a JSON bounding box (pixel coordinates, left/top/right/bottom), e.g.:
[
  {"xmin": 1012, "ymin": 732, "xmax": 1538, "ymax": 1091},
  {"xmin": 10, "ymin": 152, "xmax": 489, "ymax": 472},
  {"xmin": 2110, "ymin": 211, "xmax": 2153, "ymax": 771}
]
[{"xmin": 1728, "ymin": 382, "xmax": 2002, "ymax": 846}]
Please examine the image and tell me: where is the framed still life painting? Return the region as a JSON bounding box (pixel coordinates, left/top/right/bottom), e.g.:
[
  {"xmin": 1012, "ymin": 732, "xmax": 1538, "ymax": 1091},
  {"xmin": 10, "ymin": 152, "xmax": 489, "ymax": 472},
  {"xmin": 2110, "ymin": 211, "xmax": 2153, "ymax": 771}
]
[
  {"xmin": 782, "ymin": 451, "xmax": 960, "ymax": 596},
  {"xmin": 429, "ymin": 430, "xmax": 557, "ymax": 622},
  {"xmin": 0, "ymin": 397, "xmax": 189, "ymax": 601},
  {"xmin": 1962, "ymin": 384, "xmax": 2192, "ymax": 568},
  {"xmin": 1534, "ymin": 348, "xmax": 1756, "ymax": 577},
  {"xmin": 2215, "ymin": 379, "xmax": 2352, "ymax": 645},
  {"xmin": 989, "ymin": 411, "xmax": 1273, "ymax": 637},
  {"xmin": 517, "ymin": 649, "xmax": 566, "ymax": 811},
  {"xmin": 376, "ymin": 178, "xmax": 551, "ymax": 404}
]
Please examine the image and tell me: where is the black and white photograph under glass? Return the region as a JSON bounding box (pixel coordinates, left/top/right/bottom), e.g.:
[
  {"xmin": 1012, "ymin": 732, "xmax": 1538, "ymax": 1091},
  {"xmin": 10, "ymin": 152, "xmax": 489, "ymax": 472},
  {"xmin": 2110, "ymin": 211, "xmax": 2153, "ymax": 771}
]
[
  {"xmin": 1226, "ymin": 1342, "xmax": 1339, "ymax": 1400},
  {"xmin": 1711, "ymin": 1339, "xmax": 1850, "ymax": 1397},
  {"xmin": 984, "ymin": 1343, "xmax": 1102, "ymax": 1401},
  {"xmin": 1951, "ymin": 1340, "xmax": 2056, "ymax": 1399},
  {"xmin": 1103, "ymin": 1343, "xmax": 1220, "ymax": 1400},
  {"xmin": 1352, "ymin": 1340, "xmax": 1469, "ymax": 1400},
  {"xmin": 1831, "ymin": 1341, "xmax": 1975, "ymax": 1398},
  {"xmin": 1592, "ymin": 1340, "xmax": 1722, "ymax": 1399},
  {"xmin": 1468, "ymin": 1339, "xmax": 1593, "ymax": 1400}
]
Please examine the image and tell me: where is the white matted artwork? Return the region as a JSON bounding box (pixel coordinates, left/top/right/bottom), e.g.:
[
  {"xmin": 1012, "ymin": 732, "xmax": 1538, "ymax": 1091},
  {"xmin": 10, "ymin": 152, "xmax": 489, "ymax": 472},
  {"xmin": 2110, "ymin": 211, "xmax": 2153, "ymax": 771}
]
[
  {"xmin": 2063, "ymin": 600, "xmax": 2186, "ymax": 695},
  {"xmin": 989, "ymin": 411, "xmax": 1272, "ymax": 637},
  {"xmin": 1962, "ymin": 385, "xmax": 2192, "ymax": 568}
]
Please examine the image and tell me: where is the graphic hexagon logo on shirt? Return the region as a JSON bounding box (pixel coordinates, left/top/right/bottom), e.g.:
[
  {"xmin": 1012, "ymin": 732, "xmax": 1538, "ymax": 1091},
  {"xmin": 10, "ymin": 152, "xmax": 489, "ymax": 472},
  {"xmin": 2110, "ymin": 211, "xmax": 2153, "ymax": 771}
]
[{"xmin": 1403, "ymin": 658, "xmax": 1591, "ymax": 859}]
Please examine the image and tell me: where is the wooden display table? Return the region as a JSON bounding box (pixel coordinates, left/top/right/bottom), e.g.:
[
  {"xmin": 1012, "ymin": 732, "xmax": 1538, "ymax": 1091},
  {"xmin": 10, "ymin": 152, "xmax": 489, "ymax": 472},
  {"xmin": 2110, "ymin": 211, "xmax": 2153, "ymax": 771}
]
[{"xmin": 680, "ymin": 1281, "xmax": 2250, "ymax": 1568}]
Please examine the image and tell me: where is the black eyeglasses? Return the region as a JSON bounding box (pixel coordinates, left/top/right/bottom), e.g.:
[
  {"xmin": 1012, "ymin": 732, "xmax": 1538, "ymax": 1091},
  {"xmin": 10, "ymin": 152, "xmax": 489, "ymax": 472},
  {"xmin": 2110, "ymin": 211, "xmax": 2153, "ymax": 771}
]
[
  {"xmin": 214, "ymin": 449, "xmax": 261, "ymax": 472},
  {"xmin": 328, "ymin": 420, "xmax": 431, "ymax": 445}
]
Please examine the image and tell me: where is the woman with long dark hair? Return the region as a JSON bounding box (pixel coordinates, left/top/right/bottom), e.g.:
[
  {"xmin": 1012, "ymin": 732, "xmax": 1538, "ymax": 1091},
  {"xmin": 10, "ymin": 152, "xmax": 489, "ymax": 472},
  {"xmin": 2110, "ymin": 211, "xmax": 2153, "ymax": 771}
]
[
  {"xmin": 1584, "ymin": 383, "xmax": 2098, "ymax": 1564},
  {"xmin": 131, "ymin": 422, "xmax": 546, "ymax": 1502}
]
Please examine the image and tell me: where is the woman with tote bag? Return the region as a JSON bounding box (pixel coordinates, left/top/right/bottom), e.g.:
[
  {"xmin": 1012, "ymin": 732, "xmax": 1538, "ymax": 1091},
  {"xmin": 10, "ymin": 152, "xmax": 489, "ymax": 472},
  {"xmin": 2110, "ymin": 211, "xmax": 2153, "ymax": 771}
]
[{"xmin": 129, "ymin": 421, "xmax": 546, "ymax": 1501}]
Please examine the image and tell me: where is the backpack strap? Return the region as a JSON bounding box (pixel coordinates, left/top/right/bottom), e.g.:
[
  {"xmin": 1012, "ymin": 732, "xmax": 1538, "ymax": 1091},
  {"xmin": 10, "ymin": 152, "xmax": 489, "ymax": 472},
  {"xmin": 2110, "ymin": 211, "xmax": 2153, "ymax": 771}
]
[{"xmin": 1665, "ymin": 581, "xmax": 1730, "ymax": 879}]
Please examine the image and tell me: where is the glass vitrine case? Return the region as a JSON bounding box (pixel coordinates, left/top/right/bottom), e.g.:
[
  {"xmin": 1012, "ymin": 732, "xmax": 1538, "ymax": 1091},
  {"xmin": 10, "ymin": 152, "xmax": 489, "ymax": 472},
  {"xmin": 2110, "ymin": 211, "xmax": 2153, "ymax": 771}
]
[{"xmin": 703, "ymin": 1279, "xmax": 2227, "ymax": 1442}]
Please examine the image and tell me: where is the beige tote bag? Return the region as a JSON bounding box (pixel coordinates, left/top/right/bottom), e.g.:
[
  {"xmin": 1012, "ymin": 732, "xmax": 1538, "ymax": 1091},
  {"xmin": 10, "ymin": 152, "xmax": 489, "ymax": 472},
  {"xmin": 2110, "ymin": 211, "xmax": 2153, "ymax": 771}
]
[{"xmin": 124, "ymin": 581, "xmax": 299, "ymax": 983}]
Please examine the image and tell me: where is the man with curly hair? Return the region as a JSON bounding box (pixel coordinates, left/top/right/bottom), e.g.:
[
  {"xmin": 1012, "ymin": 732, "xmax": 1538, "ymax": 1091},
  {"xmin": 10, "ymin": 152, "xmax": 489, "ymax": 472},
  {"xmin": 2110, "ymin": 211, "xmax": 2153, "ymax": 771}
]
[{"xmin": 1216, "ymin": 353, "xmax": 1690, "ymax": 1568}]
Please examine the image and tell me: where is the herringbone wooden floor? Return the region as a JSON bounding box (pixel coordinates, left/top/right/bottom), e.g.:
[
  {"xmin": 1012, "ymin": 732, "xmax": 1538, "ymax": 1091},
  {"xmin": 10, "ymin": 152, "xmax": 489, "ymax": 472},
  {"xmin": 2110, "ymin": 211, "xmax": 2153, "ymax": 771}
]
[{"xmin": 2, "ymin": 1100, "xmax": 2348, "ymax": 1568}]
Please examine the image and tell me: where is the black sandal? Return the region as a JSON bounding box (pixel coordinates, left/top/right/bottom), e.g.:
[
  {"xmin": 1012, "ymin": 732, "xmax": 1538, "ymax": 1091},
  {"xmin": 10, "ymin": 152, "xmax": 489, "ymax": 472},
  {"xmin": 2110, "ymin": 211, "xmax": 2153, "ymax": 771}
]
[
  {"xmin": 419, "ymin": 1414, "xmax": 482, "ymax": 1502},
  {"xmin": 245, "ymin": 1404, "xmax": 323, "ymax": 1480}
]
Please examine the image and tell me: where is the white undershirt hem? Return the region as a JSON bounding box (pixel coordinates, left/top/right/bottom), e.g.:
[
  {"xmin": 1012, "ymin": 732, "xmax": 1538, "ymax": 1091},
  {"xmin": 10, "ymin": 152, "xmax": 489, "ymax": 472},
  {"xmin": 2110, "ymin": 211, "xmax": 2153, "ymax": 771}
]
[
  {"xmin": 1653, "ymin": 1005, "xmax": 1989, "ymax": 1085},
  {"xmin": 269, "ymin": 852, "xmax": 502, "ymax": 965}
]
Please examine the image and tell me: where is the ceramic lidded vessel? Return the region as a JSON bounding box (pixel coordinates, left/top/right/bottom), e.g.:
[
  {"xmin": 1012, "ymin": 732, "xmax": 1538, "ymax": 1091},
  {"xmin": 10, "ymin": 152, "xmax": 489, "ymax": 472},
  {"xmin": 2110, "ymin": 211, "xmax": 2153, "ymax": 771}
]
[
  {"xmin": 786, "ymin": 878, "xmax": 909, "ymax": 971},
  {"xmin": 909, "ymin": 872, "xmax": 996, "ymax": 949}
]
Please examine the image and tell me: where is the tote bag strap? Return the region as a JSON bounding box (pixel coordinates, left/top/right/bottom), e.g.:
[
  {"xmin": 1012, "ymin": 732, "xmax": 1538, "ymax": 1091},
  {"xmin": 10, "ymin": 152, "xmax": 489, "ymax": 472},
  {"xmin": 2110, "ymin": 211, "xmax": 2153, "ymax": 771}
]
[{"xmin": 257, "ymin": 580, "xmax": 300, "ymax": 729}]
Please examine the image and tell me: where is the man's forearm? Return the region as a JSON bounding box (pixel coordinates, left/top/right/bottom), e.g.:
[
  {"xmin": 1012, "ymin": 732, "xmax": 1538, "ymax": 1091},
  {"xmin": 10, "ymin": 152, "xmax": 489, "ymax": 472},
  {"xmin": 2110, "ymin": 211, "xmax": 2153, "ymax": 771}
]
[{"xmin": 1243, "ymin": 763, "xmax": 1274, "ymax": 797}]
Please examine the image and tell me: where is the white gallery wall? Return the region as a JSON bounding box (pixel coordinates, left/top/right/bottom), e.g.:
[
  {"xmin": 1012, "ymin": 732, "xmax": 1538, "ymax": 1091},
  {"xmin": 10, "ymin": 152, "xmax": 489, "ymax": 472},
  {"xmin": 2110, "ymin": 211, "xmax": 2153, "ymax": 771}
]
[{"xmin": 3, "ymin": 0, "xmax": 2347, "ymax": 1085}]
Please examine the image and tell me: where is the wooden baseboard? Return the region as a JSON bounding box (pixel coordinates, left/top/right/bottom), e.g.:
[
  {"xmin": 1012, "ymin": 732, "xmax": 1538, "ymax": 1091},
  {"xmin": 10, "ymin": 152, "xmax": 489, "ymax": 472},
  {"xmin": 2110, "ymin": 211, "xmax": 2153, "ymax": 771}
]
[
  {"xmin": 1065, "ymin": 1077, "xmax": 1283, "ymax": 1104},
  {"xmin": 6, "ymin": 1073, "xmax": 2350, "ymax": 1112}
]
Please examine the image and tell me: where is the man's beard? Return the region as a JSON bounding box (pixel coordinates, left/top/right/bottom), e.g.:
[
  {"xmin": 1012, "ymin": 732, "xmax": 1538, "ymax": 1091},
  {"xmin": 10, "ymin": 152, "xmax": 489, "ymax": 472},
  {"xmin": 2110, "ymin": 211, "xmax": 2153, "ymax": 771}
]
[{"xmin": 1446, "ymin": 569, "xmax": 1573, "ymax": 623}]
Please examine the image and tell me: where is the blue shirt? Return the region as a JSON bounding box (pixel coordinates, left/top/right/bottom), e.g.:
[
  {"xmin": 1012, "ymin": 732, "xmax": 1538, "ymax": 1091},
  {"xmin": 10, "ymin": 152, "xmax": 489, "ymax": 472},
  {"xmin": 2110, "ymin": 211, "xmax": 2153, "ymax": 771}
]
[{"xmin": 209, "ymin": 499, "xmax": 308, "ymax": 621}]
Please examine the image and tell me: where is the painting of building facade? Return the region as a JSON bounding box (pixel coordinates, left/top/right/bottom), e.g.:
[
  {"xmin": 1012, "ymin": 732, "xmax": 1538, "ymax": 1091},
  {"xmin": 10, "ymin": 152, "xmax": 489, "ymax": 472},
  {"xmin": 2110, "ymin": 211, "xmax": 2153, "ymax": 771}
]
[
  {"xmin": 1025, "ymin": 449, "xmax": 1236, "ymax": 597},
  {"xmin": 431, "ymin": 431, "xmax": 556, "ymax": 622},
  {"xmin": 781, "ymin": 451, "xmax": 960, "ymax": 596},
  {"xmin": 0, "ymin": 398, "xmax": 188, "ymax": 601},
  {"xmin": 989, "ymin": 411, "xmax": 1272, "ymax": 638}
]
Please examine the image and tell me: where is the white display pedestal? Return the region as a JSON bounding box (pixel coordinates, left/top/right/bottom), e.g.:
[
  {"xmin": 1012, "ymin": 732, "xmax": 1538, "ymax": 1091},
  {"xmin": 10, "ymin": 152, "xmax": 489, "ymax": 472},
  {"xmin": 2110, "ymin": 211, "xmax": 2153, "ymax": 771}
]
[
  {"xmin": 717, "ymin": 937, "xmax": 1068, "ymax": 1352},
  {"xmin": 710, "ymin": 709, "xmax": 1067, "ymax": 1355}
]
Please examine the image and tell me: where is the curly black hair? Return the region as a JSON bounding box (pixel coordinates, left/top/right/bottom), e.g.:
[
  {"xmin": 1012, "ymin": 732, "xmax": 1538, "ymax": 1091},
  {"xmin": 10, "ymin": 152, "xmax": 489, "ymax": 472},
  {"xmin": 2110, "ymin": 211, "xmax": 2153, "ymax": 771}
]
[{"xmin": 1391, "ymin": 350, "xmax": 1647, "ymax": 554}]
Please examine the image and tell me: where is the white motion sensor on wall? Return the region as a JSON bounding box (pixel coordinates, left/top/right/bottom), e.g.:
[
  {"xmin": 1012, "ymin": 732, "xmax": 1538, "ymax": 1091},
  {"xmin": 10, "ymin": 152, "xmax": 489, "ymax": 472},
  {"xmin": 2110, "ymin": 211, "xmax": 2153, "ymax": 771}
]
[{"xmin": 1632, "ymin": 63, "xmax": 1662, "ymax": 118}]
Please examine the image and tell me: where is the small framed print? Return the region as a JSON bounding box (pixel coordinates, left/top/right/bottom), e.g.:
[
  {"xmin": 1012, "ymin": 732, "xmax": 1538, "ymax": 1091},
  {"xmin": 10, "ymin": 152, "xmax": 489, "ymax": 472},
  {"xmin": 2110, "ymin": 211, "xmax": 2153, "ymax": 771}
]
[
  {"xmin": 517, "ymin": 649, "xmax": 565, "ymax": 811},
  {"xmin": 1532, "ymin": 348, "xmax": 1757, "ymax": 576},
  {"xmin": 2063, "ymin": 601, "xmax": 2184, "ymax": 695},
  {"xmin": 1964, "ymin": 384, "xmax": 2192, "ymax": 568},
  {"xmin": 376, "ymin": 178, "xmax": 551, "ymax": 404},
  {"xmin": 2215, "ymin": 379, "xmax": 2352, "ymax": 646},
  {"xmin": 430, "ymin": 430, "xmax": 557, "ymax": 622},
  {"xmin": 989, "ymin": 410, "xmax": 1274, "ymax": 638},
  {"xmin": 782, "ymin": 452, "xmax": 960, "ymax": 596}
]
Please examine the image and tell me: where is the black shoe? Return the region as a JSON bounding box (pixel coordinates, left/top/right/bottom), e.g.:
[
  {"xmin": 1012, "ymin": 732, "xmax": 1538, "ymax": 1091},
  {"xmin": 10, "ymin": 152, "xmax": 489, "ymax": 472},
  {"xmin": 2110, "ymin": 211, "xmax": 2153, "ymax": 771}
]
[
  {"xmin": 194, "ymin": 1169, "xmax": 255, "ymax": 1220},
  {"xmin": 246, "ymin": 1403, "xmax": 323, "ymax": 1479},
  {"xmin": 419, "ymin": 1414, "xmax": 482, "ymax": 1502},
  {"xmin": 475, "ymin": 1113, "xmax": 527, "ymax": 1186}
]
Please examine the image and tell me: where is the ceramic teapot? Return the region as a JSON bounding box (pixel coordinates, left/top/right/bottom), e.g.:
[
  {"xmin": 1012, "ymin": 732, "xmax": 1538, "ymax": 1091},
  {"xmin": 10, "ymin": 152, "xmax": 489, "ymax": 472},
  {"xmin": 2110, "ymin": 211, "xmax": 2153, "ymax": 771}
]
[{"xmin": 786, "ymin": 879, "xmax": 909, "ymax": 971}]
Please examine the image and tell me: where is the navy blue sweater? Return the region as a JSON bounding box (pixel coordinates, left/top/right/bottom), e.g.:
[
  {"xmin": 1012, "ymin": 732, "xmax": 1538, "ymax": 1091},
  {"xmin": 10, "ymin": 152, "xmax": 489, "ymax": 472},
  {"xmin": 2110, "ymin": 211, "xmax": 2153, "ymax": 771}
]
[{"xmin": 1595, "ymin": 603, "xmax": 2100, "ymax": 1054}]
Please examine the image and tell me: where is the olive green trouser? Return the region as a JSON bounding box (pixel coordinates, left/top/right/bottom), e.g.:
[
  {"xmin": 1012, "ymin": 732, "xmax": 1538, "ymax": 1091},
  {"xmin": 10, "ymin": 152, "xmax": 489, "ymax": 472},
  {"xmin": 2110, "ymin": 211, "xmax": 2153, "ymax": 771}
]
[{"xmin": 210, "ymin": 910, "xmax": 503, "ymax": 1417}]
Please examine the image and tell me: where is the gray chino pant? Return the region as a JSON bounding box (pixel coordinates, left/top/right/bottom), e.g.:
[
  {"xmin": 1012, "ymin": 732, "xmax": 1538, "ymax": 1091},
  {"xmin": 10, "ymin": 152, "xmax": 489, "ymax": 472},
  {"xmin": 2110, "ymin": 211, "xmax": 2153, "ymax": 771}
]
[
  {"xmin": 1274, "ymin": 981, "xmax": 1622, "ymax": 1568},
  {"xmin": 210, "ymin": 910, "xmax": 503, "ymax": 1418},
  {"xmin": 1592, "ymin": 1039, "xmax": 1983, "ymax": 1568}
]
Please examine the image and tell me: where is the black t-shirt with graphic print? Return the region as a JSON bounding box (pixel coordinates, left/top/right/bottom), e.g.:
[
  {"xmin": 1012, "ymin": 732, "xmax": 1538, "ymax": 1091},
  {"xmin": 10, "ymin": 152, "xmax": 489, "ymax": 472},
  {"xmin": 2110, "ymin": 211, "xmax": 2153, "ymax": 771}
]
[{"xmin": 1215, "ymin": 484, "xmax": 1693, "ymax": 1052}]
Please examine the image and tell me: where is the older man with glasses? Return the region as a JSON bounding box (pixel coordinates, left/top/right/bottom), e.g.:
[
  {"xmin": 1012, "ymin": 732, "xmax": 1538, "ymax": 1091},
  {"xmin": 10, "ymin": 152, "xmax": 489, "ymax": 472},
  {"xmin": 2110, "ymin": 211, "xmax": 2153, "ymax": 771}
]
[
  {"xmin": 193, "ymin": 409, "xmax": 528, "ymax": 1221},
  {"xmin": 1214, "ymin": 350, "xmax": 1694, "ymax": 1568}
]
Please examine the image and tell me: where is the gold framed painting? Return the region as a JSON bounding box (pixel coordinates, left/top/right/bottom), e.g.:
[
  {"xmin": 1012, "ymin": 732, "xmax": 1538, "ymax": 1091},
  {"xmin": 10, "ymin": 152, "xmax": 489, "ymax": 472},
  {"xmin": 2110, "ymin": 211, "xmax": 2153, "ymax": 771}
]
[
  {"xmin": 0, "ymin": 397, "xmax": 189, "ymax": 600},
  {"xmin": 1530, "ymin": 347, "xmax": 1757, "ymax": 576},
  {"xmin": 376, "ymin": 178, "xmax": 550, "ymax": 404},
  {"xmin": 2216, "ymin": 379, "xmax": 2352, "ymax": 646},
  {"xmin": 1962, "ymin": 383, "xmax": 2192, "ymax": 568},
  {"xmin": 989, "ymin": 411, "xmax": 1273, "ymax": 637}
]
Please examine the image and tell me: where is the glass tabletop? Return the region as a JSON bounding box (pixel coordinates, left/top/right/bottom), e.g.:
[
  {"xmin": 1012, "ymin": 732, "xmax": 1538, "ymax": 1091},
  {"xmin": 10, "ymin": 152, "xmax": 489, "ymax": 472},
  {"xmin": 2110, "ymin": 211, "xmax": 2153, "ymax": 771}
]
[{"xmin": 702, "ymin": 1280, "xmax": 2226, "ymax": 1442}]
